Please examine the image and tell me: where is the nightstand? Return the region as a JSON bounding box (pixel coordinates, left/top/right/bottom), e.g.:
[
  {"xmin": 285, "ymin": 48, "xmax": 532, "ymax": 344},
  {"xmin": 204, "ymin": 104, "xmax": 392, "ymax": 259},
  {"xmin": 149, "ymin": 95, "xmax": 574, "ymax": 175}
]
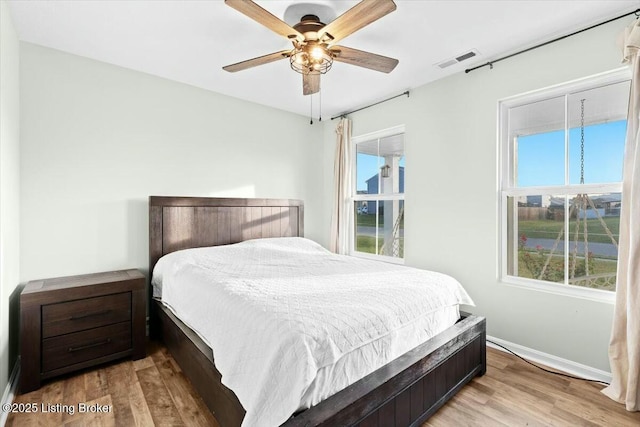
[{"xmin": 20, "ymin": 269, "xmax": 146, "ymax": 393}]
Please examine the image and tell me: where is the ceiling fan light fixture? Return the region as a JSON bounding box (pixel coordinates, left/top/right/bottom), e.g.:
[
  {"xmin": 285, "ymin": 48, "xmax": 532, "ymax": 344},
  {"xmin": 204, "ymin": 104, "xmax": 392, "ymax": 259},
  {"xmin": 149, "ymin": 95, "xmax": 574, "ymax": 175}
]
[
  {"xmin": 222, "ymin": 0, "xmax": 399, "ymax": 95},
  {"xmin": 310, "ymin": 46, "xmax": 324, "ymax": 60},
  {"xmin": 290, "ymin": 44, "xmax": 333, "ymax": 75}
]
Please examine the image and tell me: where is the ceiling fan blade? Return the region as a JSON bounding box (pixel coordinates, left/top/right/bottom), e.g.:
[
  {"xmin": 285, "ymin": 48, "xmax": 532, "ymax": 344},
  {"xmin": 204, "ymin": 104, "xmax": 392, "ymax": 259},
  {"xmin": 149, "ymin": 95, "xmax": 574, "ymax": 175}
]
[
  {"xmin": 225, "ymin": 0, "xmax": 303, "ymax": 42},
  {"xmin": 223, "ymin": 50, "xmax": 290, "ymax": 73},
  {"xmin": 331, "ymin": 45, "xmax": 398, "ymax": 73},
  {"xmin": 318, "ymin": 0, "xmax": 396, "ymax": 45},
  {"xmin": 303, "ymin": 72, "xmax": 320, "ymax": 95}
]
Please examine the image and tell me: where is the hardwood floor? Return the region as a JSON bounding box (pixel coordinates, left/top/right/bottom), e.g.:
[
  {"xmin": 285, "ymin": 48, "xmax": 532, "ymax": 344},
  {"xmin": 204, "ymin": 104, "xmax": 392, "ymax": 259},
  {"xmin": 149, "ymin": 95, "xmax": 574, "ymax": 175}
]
[
  {"xmin": 7, "ymin": 342, "xmax": 640, "ymax": 426},
  {"xmin": 426, "ymin": 347, "xmax": 640, "ymax": 427},
  {"xmin": 7, "ymin": 341, "xmax": 218, "ymax": 427}
]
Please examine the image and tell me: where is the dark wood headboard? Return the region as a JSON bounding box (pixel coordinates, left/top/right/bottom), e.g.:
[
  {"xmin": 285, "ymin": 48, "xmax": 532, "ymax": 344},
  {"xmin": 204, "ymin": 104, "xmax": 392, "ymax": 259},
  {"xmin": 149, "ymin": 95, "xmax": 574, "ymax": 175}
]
[{"xmin": 149, "ymin": 196, "xmax": 304, "ymax": 274}]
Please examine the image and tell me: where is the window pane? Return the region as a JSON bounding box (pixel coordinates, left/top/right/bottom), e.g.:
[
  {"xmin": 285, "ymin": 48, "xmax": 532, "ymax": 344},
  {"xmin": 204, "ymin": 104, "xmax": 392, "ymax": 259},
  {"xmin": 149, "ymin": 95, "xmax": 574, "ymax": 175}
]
[
  {"xmin": 509, "ymin": 96, "xmax": 565, "ymax": 187},
  {"xmin": 379, "ymin": 200, "xmax": 404, "ymax": 258},
  {"xmin": 355, "ymin": 200, "xmax": 379, "ymax": 254},
  {"xmin": 356, "ymin": 145, "xmax": 382, "ymax": 195},
  {"xmin": 568, "ymin": 81, "xmax": 629, "ymax": 185},
  {"xmin": 356, "ymin": 134, "xmax": 404, "ymax": 195},
  {"xmin": 508, "ymin": 193, "xmax": 620, "ymax": 291},
  {"xmin": 354, "ymin": 199, "xmax": 404, "ymax": 259},
  {"xmin": 567, "ymin": 193, "xmax": 619, "ymax": 291},
  {"xmin": 509, "ymin": 195, "xmax": 565, "ymax": 283}
]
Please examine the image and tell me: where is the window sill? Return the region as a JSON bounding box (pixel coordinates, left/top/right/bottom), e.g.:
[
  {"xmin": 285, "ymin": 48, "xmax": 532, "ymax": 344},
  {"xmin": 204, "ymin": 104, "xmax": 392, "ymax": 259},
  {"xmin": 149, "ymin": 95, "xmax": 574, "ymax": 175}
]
[
  {"xmin": 351, "ymin": 251, "xmax": 405, "ymax": 265},
  {"xmin": 500, "ymin": 276, "xmax": 615, "ymax": 304}
]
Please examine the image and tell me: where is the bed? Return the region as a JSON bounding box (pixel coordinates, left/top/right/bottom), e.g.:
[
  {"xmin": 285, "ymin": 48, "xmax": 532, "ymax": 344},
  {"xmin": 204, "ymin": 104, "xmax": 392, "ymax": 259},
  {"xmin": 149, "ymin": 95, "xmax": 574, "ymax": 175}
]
[{"xmin": 149, "ymin": 196, "xmax": 486, "ymax": 427}]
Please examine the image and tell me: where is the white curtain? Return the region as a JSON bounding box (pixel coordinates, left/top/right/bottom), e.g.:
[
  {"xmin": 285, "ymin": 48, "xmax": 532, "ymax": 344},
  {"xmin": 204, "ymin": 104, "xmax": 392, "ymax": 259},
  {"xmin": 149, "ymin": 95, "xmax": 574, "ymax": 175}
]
[
  {"xmin": 603, "ymin": 19, "xmax": 640, "ymax": 411},
  {"xmin": 329, "ymin": 118, "xmax": 352, "ymax": 254}
]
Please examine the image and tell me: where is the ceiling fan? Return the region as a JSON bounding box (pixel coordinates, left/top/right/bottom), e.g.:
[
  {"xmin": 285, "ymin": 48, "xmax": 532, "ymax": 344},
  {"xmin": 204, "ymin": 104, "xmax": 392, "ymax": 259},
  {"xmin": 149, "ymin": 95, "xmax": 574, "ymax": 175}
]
[{"xmin": 222, "ymin": 0, "xmax": 399, "ymax": 96}]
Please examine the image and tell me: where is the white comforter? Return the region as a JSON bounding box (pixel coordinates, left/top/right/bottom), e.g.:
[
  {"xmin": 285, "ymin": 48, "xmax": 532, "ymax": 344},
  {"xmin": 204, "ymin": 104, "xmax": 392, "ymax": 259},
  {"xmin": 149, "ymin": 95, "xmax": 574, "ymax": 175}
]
[{"xmin": 153, "ymin": 237, "xmax": 473, "ymax": 427}]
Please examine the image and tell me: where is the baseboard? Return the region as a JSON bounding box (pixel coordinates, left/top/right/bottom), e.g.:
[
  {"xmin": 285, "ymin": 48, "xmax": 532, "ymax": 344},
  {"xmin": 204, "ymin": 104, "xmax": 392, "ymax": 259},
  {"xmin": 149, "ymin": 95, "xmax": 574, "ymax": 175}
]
[
  {"xmin": 0, "ymin": 358, "xmax": 20, "ymax": 427},
  {"xmin": 487, "ymin": 335, "xmax": 612, "ymax": 384}
]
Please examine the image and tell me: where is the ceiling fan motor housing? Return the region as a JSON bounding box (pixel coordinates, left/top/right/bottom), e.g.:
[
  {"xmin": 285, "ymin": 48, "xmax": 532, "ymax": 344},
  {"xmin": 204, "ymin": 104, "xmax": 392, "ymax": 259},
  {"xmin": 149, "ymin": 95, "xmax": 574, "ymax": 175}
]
[{"xmin": 293, "ymin": 14, "xmax": 326, "ymax": 40}]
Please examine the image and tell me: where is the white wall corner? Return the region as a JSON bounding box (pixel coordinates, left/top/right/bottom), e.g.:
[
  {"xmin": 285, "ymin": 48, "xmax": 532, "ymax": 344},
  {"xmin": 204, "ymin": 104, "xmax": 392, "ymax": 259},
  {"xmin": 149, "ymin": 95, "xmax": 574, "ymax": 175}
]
[
  {"xmin": 0, "ymin": 358, "xmax": 19, "ymax": 427},
  {"xmin": 487, "ymin": 335, "xmax": 612, "ymax": 384}
]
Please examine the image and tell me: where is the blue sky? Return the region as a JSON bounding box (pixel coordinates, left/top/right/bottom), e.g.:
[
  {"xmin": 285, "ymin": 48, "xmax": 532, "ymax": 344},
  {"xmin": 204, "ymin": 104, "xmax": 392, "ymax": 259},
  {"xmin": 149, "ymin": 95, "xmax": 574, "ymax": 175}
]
[
  {"xmin": 517, "ymin": 120, "xmax": 626, "ymax": 187},
  {"xmin": 355, "ymin": 120, "xmax": 625, "ymax": 192}
]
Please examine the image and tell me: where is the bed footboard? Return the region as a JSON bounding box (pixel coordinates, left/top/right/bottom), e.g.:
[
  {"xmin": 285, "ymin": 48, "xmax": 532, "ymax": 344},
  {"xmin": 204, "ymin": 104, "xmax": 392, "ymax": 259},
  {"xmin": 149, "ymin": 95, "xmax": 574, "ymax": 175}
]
[
  {"xmin": 156, "ymin": 299, "xmax": 486, "ymax": 427},
  {"xmin": 284, "ymin": 313, "xmax": 486, "ymax": 427}
]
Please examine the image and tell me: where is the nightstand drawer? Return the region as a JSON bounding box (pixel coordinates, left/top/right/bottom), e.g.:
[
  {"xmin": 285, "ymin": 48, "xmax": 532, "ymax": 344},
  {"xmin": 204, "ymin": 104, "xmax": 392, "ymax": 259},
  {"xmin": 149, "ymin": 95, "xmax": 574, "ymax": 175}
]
[
  {"xmin": 21, "ymin": 269, "xmax": 145, "ymax": 392},
  {"xmin": 42, "ymin": 292, "xmax": 131, "ymax": 338},
  {"xmin": 42, "ymin": 322, "xmax": 132, "ymax": 373}
]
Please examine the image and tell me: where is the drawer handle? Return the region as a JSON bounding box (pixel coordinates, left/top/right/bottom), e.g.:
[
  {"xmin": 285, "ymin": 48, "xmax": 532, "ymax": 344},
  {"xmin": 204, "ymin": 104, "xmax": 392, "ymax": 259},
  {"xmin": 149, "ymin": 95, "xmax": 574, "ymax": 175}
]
[
  {"xmin": 69, "ymin": 309, "xmax": 111, "ymax": 321},
  {"xmin": 68, "ymin": 338, "xmax": 111, "ymax": 353}
]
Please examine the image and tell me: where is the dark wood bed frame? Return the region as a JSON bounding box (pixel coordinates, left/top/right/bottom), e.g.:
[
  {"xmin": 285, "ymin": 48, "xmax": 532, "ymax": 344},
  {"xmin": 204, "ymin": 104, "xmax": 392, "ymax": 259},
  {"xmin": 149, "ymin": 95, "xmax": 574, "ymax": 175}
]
[{"xmin": 149, "ymin": 196, "xmax": 486, "ymax": 427}]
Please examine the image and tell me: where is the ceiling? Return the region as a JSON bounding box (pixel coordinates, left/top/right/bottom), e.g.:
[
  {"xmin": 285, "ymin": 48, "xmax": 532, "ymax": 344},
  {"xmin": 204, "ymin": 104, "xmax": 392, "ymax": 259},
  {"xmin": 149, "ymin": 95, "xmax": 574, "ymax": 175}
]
[
  {"xmin": 358, "ymin": 133, "xmax": 404, "ymax": 157},
  {"xmin": 8, "ymin": 1, "xmax": 639, "ymax": 119},
  {"xmin": 510, "ymin": 78, "xmax": 631, "ymax": 136}
]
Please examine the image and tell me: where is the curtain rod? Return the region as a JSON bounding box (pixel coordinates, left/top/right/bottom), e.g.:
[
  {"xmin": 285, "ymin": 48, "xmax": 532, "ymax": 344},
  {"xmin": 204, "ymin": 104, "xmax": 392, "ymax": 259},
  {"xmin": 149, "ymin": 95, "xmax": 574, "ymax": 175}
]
[
  {"xmin": 331, "ymin": 91, "xmax": 410, "ymax": 120},
  {"xmin": 465, "ymin": 8, "xmax": 640, "ymax": 74}
]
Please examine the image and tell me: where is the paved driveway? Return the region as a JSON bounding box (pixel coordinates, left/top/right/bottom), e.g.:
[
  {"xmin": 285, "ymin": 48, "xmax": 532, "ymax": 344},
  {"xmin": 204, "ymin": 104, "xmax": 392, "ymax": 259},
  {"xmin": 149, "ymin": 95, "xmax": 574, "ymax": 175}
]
[{"xmin": 524, "ymin": 237, "xmax": 617, "ymax": 257}]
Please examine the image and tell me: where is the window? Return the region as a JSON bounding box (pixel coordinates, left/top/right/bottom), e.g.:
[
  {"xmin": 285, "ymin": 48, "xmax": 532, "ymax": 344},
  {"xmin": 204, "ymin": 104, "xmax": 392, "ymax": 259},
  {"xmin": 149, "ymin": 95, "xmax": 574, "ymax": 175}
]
[
  {"xmin": 499, "ymin": 69, "xmax": 629, "ymax": 299},
  {"xmin": 352, "ymin": 125, "xmax": 405, "ymax": 262}
]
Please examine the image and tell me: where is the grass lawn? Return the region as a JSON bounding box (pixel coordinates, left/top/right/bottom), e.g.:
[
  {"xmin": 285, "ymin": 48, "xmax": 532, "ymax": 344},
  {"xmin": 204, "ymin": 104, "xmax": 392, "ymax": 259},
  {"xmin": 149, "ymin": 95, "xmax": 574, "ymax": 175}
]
[
  {"xmin": 356, "ymin": 235, "xmax": 382, "ymax": 254},
  {"xmin": 356, "ymin": 235, "xmax": 404, "ymax": 258},
  {"xmin": 518, "ymin": 217, "xmax": 619, "ymax": 244},
  {"xmin": 356, "ymin": 213, "xmax": 404, "ymax": 229},
  {"xmin": 517, "ymin": 251, "xmax": 617, "ymax": 291}
]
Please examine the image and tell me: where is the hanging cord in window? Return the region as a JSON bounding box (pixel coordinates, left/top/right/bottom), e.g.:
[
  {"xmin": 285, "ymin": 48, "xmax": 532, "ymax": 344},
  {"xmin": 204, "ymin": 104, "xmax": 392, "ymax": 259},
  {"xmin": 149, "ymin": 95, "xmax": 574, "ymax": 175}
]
[
  {"xmin": 487, "ymin": 339, "xmax": 610, "ymax": 386},
  {"xmin": 580, "ymin": 98, "xmax": 586, "ymax": 184}
]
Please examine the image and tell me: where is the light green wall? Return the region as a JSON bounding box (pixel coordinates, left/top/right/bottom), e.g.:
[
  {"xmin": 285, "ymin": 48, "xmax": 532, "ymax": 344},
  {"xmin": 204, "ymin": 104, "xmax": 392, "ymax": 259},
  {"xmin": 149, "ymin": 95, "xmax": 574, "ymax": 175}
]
[
  {"xmin": 320, "ymin": 18, "xmax": 632, "ymax": 372},
  {"xmin": 0, "ymin": 0, "xmax": 21, "ymax": 396},
  {"xmin": 19, "ymin": 42, "xmax": 324, "ymax": 282}
]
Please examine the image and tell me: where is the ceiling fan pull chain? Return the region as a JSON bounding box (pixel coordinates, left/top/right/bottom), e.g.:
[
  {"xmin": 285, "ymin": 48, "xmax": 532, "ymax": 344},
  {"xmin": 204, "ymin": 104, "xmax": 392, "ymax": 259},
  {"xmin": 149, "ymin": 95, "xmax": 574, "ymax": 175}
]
[
  {"xmin": 310, "ymin": 92, "xmax": 314, "ymax": 125},
  {"xmin": 319, "ymin": 89, "xmax": 322, "ymax": 122}
]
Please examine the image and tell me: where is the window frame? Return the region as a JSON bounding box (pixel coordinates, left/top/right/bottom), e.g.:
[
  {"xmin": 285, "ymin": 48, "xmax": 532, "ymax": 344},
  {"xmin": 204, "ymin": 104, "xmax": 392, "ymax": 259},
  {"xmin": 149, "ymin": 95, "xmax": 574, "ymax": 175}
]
[
  {"xmin": 351, "ymin": 124, "xmax": 406, "ymax": 264},
  {"xmin": 498, "ymin": 68, "xmax": 629, "ymax": 303}
]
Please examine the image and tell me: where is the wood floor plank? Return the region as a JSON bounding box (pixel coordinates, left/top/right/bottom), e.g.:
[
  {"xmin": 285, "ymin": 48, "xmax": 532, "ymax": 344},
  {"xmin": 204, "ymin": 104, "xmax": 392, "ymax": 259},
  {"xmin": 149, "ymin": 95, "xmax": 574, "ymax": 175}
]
[
  {"xmin": 465, "ymin": 380, "xmax": 494, "ymax": 403},
  {"xmin": 8, "ymin": 344, "xmax": 640, "ymax": 427},
  {"xmin": 105, "ymin": 361, "xmax": 136, "ymax": 426},
  {"xmin": 486, "ymin": 355, "xmax": 509, "ymax": 370},
  {"xmin": 549, "ymin": 406, "xmax": 602, "ymax": 427},
  {"xmin": 132, "ymin": 356, "xmax": 155, "ymax": 372},
  {"xmin": 566, "ymin": 379, "xmax": 639, "ymax": 418},
  {"xmin": 84, "ymin": 369, "xmax": 109, "ymax": 402},
  {"xmin": 136, "ymin": 364, "xmax": 184, "ymax": 426},
  {"xmin": 155, "ymin": 358, "xmax": 219, "ymax": 427},
  {"xmin": 445, "ymin": 396, "xmax": 511, "ymax": 426},
  {"xmin": 61, "ymin": 373, "xmax": 85, "ymax": 424},
  {"xmin": 493, "ymin": 367, "xmax": 558, "ymax": 404},
  {"xmin": 5, "ymin": 387, "xmax": 42, "ymax": 427},
  {"xmin": 62, "ymin": 395, "xmax": 115, "ymax": 427},
  {"xmin": 554, "ymin": 393, "xmax": 637, "ymax": 427},
  {"xmin": 128, "ymin": 378, "xmax": 155, "ymax": 427},
  {"xmin": 484, "ymin": 398, "xmax": 549, "ymax": 427}
]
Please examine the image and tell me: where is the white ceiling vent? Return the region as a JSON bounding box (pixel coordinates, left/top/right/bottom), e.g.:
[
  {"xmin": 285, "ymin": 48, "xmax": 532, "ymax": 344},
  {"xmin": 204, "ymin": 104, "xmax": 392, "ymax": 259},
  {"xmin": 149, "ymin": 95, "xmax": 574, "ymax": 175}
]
[{"xmin": 435, "ymin": 49, "xmax": 480, "ymax": 69}]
